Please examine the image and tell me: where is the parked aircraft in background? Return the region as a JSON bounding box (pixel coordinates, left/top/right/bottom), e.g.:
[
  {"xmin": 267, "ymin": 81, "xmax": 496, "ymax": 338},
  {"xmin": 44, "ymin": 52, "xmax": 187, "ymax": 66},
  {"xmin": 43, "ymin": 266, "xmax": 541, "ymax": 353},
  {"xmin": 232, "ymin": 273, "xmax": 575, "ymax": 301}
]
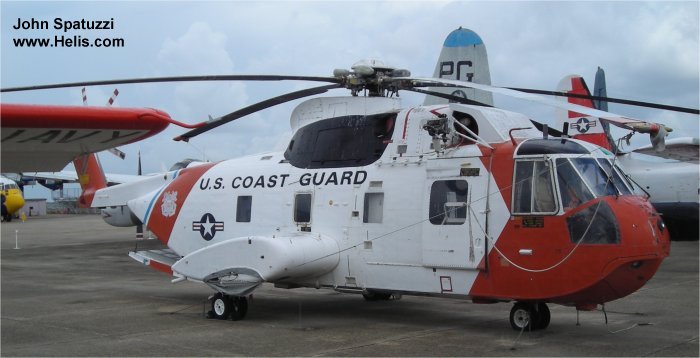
[
  {"xmin": 556, "ymin": 70, "xmax": 699, "ymax": 239},
  {"xmin": 0, "ymin": 175, "xmax": 25, "ymax": 221},
  {"xmin": 0, "ymin": 103, "xmax": 178, "ymax": 173}
]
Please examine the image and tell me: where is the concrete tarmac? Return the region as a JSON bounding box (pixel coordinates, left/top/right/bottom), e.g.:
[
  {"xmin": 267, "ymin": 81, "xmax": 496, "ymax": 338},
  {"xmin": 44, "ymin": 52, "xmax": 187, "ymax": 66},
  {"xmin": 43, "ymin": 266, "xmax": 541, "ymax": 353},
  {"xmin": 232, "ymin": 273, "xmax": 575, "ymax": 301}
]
[{"xmin": 1, "ymin": 215, "xmax": 698, "ymax": 356}]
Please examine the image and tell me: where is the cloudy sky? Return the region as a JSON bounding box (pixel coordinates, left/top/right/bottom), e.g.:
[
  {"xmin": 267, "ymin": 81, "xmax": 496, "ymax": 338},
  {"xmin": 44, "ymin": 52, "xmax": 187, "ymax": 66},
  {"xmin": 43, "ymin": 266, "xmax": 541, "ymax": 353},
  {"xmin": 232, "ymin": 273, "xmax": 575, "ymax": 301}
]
[{"xmin": 2, "ymin": 1, "xmax": 698, "ymax": 199}]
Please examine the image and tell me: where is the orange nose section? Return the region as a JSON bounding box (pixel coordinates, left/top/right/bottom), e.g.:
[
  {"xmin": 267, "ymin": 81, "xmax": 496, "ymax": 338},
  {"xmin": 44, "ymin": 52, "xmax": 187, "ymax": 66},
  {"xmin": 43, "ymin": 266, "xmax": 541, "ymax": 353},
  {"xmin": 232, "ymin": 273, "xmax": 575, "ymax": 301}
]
[{"xmin": 554, "ymin": 196, "xmax": 670, "ymax": 305}]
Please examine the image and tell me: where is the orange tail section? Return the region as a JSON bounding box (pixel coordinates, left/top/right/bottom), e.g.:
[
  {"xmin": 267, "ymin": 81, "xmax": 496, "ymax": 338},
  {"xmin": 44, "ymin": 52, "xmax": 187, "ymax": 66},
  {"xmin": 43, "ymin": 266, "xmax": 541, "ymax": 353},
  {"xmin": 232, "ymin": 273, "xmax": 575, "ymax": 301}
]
[
  {"xmin": 556, "ymin": 75, "xmax": 614, "ymax": 151},
  {"xmin": 73, "ymin": 154, "xmax": 108, "ymax": 208}
]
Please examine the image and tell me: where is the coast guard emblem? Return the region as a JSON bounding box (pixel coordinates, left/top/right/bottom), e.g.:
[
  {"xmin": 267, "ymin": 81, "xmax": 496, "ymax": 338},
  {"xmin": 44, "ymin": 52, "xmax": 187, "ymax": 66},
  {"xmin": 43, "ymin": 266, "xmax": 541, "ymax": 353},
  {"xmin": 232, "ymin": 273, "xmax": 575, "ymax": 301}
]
[{"xmin": 161, "ymin": 191, "xmax": 178, "ymax": 217}]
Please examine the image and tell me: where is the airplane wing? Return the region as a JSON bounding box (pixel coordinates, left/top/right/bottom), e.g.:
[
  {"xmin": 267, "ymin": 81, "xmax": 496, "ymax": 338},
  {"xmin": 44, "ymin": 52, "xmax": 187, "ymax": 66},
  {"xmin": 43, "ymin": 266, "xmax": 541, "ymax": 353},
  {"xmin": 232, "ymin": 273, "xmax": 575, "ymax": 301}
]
[
  {"xmin": 1, "ymin": 103, "xmax": 172, "ymax": 172},
  {"xmin": 633, "ymin": 137, "xmax": 699, "ymax": 163},
  {"xmin": 20, "ymin": 170, "xmax": 145, "ymax": 186}
]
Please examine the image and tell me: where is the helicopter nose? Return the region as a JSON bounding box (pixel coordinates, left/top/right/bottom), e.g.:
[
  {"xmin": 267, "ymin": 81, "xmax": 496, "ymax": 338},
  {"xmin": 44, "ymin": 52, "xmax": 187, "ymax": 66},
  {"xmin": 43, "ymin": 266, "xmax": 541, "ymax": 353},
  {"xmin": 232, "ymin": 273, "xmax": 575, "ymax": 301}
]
[
  {"xmin": 4, "ymin": 193, "xmax": 25, "ymax": 215},
  {"xmin": 595, "ymin": 196, "xmax": 670, "ymax": 299},
  {"xmin": 625, "ymin": 197, "xmax": 671, "ymax": 253}
]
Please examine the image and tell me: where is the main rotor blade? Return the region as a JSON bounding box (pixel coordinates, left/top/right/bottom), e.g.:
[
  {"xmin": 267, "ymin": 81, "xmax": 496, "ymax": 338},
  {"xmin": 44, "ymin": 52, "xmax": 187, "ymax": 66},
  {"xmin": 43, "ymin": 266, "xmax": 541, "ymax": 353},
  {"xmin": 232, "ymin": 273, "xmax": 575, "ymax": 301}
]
[
  {"xmin": 0, "ymin": 75, "xmax": 342, "ymax": 93},
  {"xmin": 401, "ymin": 77, "xmax": 681, "ymax": 132},
  {"xmin": 404, "ymin": 87, "xmax": 493, "ymax": 107},
  {"xmin": 406, "ymin": 80, "xmax": 698, "ymax": 115},
  {"xmin": 506, "ymin": 87, "xmax": 699, "ymax": 115},
  {"xmin": 174, "ymin": 83, "xmax": 342, "ymax": 141}
]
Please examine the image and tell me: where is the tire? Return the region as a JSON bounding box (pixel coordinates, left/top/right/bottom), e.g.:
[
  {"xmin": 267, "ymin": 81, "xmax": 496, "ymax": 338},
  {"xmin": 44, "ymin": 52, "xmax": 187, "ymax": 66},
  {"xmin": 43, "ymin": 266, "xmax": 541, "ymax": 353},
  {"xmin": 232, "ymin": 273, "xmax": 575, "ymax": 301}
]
[
  {"xmin": 230, "ymin": 296, "xmax": 248, "ymax": 321},
  {"xmin": 509, "ymin": 302, "xmax": 533, "ymax": 331},
  {"xmin": 211, "ymin": 293, "xmax": 231, "ymax": 320},
  {"xmin": 532, "ymin": 303, "xmax": 550, "ymax": 330},
  {"xmin": 362, "ymin": 290, "xmax": 392, "ymax": 301}
]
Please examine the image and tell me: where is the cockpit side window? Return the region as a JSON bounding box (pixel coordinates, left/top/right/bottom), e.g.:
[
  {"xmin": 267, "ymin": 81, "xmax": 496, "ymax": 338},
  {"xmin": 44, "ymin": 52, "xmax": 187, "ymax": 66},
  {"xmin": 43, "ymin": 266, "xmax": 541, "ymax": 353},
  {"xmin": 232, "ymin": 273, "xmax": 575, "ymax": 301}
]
[
  {"xmin": 513, "ymin": 161, "xmax": 533, "ymax": 213},
  {"xmin": 556, "ymin": 158, "xmax": 595, "ymax": 210},
  {"xmin": 512, "ymin": 159, "xmax": 557, "ymax": 215}
]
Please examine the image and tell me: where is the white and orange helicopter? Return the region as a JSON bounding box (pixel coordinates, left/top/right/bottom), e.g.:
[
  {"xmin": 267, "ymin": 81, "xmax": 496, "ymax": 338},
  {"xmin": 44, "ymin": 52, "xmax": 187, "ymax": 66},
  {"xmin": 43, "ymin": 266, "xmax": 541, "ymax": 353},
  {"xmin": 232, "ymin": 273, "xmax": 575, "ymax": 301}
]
[{"xmin": 3, "ymin": 28, "xmax": 694, "ymax": 331}]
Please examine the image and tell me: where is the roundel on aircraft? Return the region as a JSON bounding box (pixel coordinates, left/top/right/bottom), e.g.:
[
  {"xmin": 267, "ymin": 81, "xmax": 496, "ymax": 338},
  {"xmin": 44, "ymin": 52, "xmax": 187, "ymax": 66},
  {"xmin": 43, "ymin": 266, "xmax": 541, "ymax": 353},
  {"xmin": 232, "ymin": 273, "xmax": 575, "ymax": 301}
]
[
  {"xmin": 192, "ymin": 213, "xmax": 224, "ymax": 241},
  {"xmin": 450, "ymin": 89, "xmax": 469, "ymax": 102}
]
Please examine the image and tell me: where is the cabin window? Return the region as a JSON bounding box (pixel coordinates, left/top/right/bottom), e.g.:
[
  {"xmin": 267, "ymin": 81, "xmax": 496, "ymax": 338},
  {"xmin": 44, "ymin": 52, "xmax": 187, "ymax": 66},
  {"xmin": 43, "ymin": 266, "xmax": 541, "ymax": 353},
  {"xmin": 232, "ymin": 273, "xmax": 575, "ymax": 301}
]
[
  {"xmin": 429, "ymin": 180, "xmax": 468, "ymax": 225},
  {"xmin": 294, "ymin": 193, "xmax": 312, "ymax": 223},
  {"xmin": 512, "ymin": 160, "xmax": 557, "ymax": 215},
  {"xmin": 284, "ymin": 112, "xmax": 397, "ymax": 169},
  {"xmin": 363, "ymin": 193, "xmax": 384, "ymax": 223},
  {"xmin": 236, "ymin": 195, "xmax": 252, "ymax": 222}
]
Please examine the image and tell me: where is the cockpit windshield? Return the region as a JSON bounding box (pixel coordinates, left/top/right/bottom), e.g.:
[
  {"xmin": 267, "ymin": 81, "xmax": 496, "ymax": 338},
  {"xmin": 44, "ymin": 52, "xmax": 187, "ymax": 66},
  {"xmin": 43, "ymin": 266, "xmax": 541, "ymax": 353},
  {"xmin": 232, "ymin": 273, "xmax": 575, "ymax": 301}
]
[
  {"xmin": 555, "ymin": 157, "xmax": 633, "ymax": 209},
  {"xmin": 1, "ymin": 183, "xmax": 19, "ymax": 190},
  {"xmin": 513, "ymin": 155, "xmax": 636, "ymax": 215},
  {"xmin": 597, "ymin": 159, "xmax": 633, "ymax": 195},
  {"xmin": 555, "ymin": 159, "xmax": 595, "ymax": 211},
  {"xmin": 570, "ymin": 158, "xmax": 618, "ymax": 197}
]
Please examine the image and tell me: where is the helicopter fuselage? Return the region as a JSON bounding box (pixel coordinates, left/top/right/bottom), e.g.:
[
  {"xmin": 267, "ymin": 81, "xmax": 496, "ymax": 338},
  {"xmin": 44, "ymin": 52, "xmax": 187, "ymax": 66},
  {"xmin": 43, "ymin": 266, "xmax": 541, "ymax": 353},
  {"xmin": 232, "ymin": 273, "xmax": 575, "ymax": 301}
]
[{"xmin": 106, "ymin": 96, "xmax": 669, "ymax": 310}]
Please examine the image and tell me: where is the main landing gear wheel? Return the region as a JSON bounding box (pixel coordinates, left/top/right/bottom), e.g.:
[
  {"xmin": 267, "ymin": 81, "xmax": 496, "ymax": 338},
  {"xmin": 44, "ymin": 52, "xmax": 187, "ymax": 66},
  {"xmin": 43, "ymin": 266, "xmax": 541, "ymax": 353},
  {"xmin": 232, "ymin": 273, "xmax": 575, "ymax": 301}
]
[
  {"xmin": 509, "ymin": 302, "xmax": 550, "ymax": 331},
  {"xmin": 210, "ymin": 293, "xmax": 232, "ymax": 320},
  {"xmin": 229, "ymin": 296, "xmax": 248, "ymax": 321},
  {"xmin": 208, "ymin": 293, "xmax": 249, "ymax": 321},
  {"xmin": 362, "ymin": 290, "xmax": 393, "ymax": 301}
]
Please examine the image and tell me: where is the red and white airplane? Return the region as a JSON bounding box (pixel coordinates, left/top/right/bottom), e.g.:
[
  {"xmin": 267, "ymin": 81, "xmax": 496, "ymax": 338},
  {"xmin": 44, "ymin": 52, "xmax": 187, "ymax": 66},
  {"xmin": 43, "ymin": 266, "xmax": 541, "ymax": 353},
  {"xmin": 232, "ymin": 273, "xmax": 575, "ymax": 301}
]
[{"xmin": 1, "ymin": 28, "xmax": 688, "ymax": 330}]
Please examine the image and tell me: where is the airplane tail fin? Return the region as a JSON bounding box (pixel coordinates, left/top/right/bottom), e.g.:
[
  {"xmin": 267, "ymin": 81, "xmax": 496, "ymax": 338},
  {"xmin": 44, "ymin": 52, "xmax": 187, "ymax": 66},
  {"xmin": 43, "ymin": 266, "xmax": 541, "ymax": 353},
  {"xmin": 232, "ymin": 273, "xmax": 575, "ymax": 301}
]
[
  {"xmin": 593, "ymin": 67, "xmax": 608, "ymax": 111},
  {"xmin": 555, "ymin": 74, "xmax": 615, "ymax": 151},
  {"xmin": 424, "ymin": 27, "xmax": 494, "ymax": 106},
  {"xmin": 73, "ymin": 153, "xmax": 108, "ymax": 208}
]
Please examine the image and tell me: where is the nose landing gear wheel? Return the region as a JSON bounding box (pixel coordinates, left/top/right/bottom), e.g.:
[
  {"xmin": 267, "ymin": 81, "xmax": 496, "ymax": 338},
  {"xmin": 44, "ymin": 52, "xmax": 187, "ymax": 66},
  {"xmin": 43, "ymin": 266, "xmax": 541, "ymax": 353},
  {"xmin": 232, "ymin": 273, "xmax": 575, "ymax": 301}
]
[{"xmin": 509, "ymin": 302, "xmax": 550, "ymax": 331}]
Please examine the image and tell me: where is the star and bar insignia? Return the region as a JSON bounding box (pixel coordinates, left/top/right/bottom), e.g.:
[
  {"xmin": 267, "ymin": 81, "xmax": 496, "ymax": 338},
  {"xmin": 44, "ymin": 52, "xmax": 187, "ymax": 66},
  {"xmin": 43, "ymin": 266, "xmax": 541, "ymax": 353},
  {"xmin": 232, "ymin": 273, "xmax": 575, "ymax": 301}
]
[{"xmin": 192, "ymin": 213, "xmax": 224, "ymax": 241}]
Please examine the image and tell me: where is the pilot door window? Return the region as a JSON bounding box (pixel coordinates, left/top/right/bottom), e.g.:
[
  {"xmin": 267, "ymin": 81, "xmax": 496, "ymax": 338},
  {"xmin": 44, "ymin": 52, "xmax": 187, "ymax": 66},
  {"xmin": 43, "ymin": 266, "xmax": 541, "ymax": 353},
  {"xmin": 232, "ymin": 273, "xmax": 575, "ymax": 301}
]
[
  {"xmin": 294, "ymin": 193, "xmax": 312, "ymax": 230},
  {"xmin": 429, "ymin": 180, "xmax": 468, "ymax": 225},
  {"xmin": 512, "ymin": 160, "xmax": 558, "ymax": 215}
]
